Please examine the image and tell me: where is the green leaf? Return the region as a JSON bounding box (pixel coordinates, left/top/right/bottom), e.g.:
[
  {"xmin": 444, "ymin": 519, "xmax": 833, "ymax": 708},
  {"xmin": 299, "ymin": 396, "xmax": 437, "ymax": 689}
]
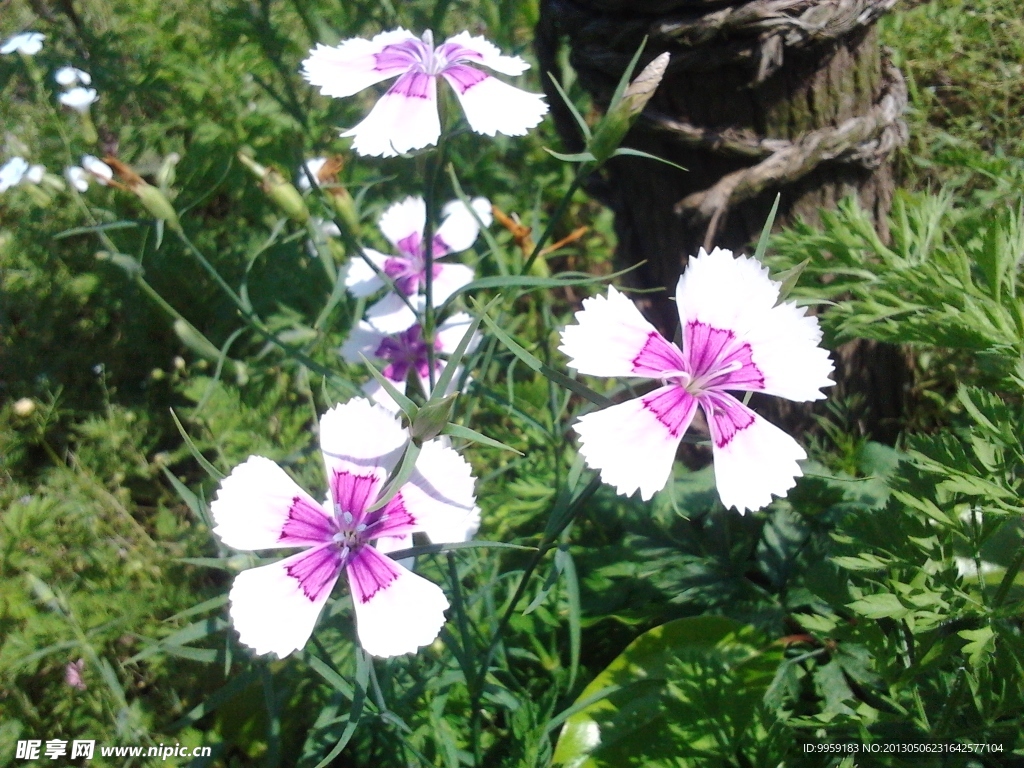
[
  {"xmin": 958, "ymin": 625, "xmax": 995, "ymax": 667},
  {"xmin": 753, "ymin": 193, "xmax": 781, "ymax": 262},
  {"xmin": 442, "ymin": 422, "xmax": 523, "ymax": 454},
  {"xmin": 473, "ymin": 298, "xmax": 612, "ymax": 408},
  {"xmin": 169, "ymin": 408, "xmax": 224, "ymax": 480},
  {"xmin": 610, "ymin": 146, "xmax": 686, "ymax": 172},
  {"xmin": 544, "ymin": 148, "xmax": 597, "ymax": 164},
  {"xmin": 552, "ymin": 617, "xmax": 781, "ymax": 766},
  {"xmin": 846, "ymin": 592, "xmax": 909, "ymax": 620}
]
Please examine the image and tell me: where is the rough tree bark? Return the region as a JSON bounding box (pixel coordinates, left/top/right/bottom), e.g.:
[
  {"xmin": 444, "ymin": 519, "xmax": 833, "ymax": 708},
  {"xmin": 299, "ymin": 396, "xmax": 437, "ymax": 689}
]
[{"xmin": 537, "ymin": 0, "xmax": 910, "ymax": 441}]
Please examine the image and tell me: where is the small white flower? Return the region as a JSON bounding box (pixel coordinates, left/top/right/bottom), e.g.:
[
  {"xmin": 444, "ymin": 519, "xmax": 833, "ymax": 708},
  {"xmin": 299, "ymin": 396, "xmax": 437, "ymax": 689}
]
[
  {"xmin": 297, "ymin": 157, "xmax": 327, "ymax": 191},
  {"xmin": 1, "ymin": 32, "xmax": 44, "ymax": 56},
  {"xmin": 65, "ymin": 166, "xmax": 90, "ymax": 192},
  {"xmin": 81, "ymin": 155, "xmax": 113, "ymax": 185},
  {"xmin": 55, "ymin": 66, "xmax": 92, "ymax": 87},
  {"xmin": 0, "ymin": 157, "xmax": 29, "ymax": 192},
  {"xmin": 59, "ymin": 87, "xmax": 98, "ymax": 112},
  {"xmin": 26, "ymin": 164, "xmax": 45, "ymax": 184},
  {"xmin": 302, "ymin": 29, "xmax": 548, "ymax": 157},
  {"xmin": 559, "ymin": 248, "xmax": 835, "ymax": 511}
]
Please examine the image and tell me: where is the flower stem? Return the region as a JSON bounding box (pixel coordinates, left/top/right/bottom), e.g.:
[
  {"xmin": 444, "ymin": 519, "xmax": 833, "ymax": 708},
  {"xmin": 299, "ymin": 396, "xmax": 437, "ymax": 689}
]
[
  {"xmin": 521, "ymin": 162, "xmax": 590, "ymax": 276},
  {"xmin": 422, "ymin": 133, "xmax": 449, "ymax": 394}
]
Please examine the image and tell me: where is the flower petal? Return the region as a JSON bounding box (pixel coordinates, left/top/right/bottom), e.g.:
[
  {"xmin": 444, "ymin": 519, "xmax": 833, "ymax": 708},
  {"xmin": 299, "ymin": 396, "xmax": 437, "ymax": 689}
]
[
  {"xmin": 700, "ymin": 391, "xmax": 806, "ymax": 512},
  {"xmin": 443, "ymin": 67, "xmax": 547, "ymax": 138},
  {"xmin": 342, "ymin": 248, "xmax": 390, "ymax": 298},
  {"xmin": 229, "ymin": 546, "xmax": 342, "ymax": 657},
  {"xmin": 432, "ymin": 263, "xmax": 475, "ymax": 305},
  {"xmin": 440, "ymin": 32, "xmax": 529, "ymax": 76},
  {"xmin": 347, "ymin": 546, "xmax": 449, "ymax": 657},
  {"xmin": 434, "ymin": 197, "xmax": 492, "ymax": 255},
  {"xmin": 340, "ymin": 320, "xmax": 387, "ymax": 365},
  {"xmin": 575, "ymin": 385, "xmax": 698, "ymax": 501},
  {"xmin": 365, "ymin": 292, "xmax": 420, "ymax": 333},
  {"xmin": 301, "ymin": 29, "xmax": 418, "ymax": 98},
  {"xmin": 343, "ymin": 72, "xmax": 440, "ymax": 157},
  {"xmin": 319, "ymin": 397, "xmax": 409, "ymax": 480},
  {"xmin": 560, "ymin": 285, "xmax": 686, "ymax": 378},
  {"xmin": 378, "ymin": 196, "xmax": 426, "ymax": 252},
  {"xmin": 400, "ymin": 438, "xmax": 480, "ymax": 544},
  {"xmin": 211, "ymin": 456, "xmax": 332, "ymax": 550},
  {"xmin": 435, "ymin": 312, "xmax": 479, "ymax": 355},
  {"xmin": 0, "ymin": 157, "xmax": 29, "ymax": 192},
  {"xmin": 675, "ymin": 248, "xmax": 833, "ymax": 401}
]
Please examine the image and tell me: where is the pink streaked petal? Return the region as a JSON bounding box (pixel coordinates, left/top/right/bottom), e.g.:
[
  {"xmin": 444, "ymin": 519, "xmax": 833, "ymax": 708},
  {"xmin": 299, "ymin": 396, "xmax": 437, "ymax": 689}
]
[
  {"xmin": 378, "ymin": 197, "xmax": 426, "ymax": 252},
  {"xmin": 330, "ymin": 469, "xmax": 386, "ymax": 524},
  {"xmin": 369, "ymin": 492, "xmax": 419, "ymax": 538},
  {"xmin": 319, "ymin": 398, "xmax": 409, "ymax": 481},
  {"xmin": 674, "ymin": 248, "xmax": 833, "ymax": 401},
  {"xmin": 575, "ymin": 386, "xmax": 698, "ymax": 501},
  {"xmin": 342, "ymin": 73, "xmax": 440, "ymax": 157},
  {"xmin": 432, "ymin": 263, "xmax": 475, "ymax": 305},
  {"xmin": 301, "ymin": 29, "xmax": 418, "ymax": 99},
  {"xmin": 346, "ymin": 547, "xmax": 449, "ymax": 657},
  {"xmin": 342, "ymin": 248, "xmax": 389, "ymax": 298},
  {"xmin": 229, "ymin": 547, "xmax": 342, "ymax": 657},
  {"xmin": 559, "ymin": 285, "xmax": 685, "ymax": 378},
  {"xmin": 434, "ymin": 197, "xmax": 492, "ymax": 255},
  {"xmin": 211, "ymin": 456, "xmax": 331, "ymax": 550},
  {"xmin": 699, "ymin": 391, "xmax": 806, "ymax": 513},
  {"xmin": 443, "ymin": 71, "xmax": 547, "ymax": 138},
  {"xmin": 401, "ymin": 438, "xmax": 479, "ymax": 544},
  {"xmin": 439, "ymin": 32, "xmax": 530, "ymax": 76},
  {"xmin": 366, "ymin": 292, "xmax": 420, "ymax": 334},
  {"xmin": 683, "ymin": 321, "xmax": 764, "ymax": 391}
]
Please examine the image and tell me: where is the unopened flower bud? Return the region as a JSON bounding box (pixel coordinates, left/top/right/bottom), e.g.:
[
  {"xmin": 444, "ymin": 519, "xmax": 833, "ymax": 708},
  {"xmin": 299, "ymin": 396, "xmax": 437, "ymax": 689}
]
[
  {"xmin": 410, "ymin": 393, "xmax": 458, "ymax": 442},
  {"xmin": 104, "ymin": 156, "xmax": 181, "ymax": 231},
  {"xmin": 588, "ymin": 52, "xmax": 670, "ymax": 164},
  {"xmin": 238, "ymin": 152, "xmax": 310, "ymax": 224}
]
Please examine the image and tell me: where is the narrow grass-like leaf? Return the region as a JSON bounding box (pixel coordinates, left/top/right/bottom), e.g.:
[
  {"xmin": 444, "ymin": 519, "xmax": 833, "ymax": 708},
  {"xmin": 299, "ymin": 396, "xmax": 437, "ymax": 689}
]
[
  {"xmin": 556, "ymin": 547, "xmax": 582, "ymax": 690},
  {"xmin": 442, "ymin": 423, "xmax": 523, "ymax": 454},
  {"xmin": 312, "ymin": 650, "xmax": 370, "ymax": 768},
  {"xmin": 385, "ymin": 540, "xmax": 536, "ymax": 561},
  {"xmin": 161, "ymin": 466, "xmax": 211, "ymax": 528},
  {"xmin": 360, "ymin": 354, "xmax": 419, "ymax": 419},
  {"xmin": 611, "ymin": 147, "xmax": 686, "ymax": 172},
  {"xmin": 754, "ymin": 193, "xmax": 781, "ymax": 262},
  {"xmin": 169, "ymin": 408, "xmax": 224, "ymax": 479},
  {"xmin": 544, "ymin": 148, "xmax": 597, "ymax": 164},
  {"xmin": 365, "ymin": 442, "xmax": 421, "ymax": 513},
  {"xmin": 54, "ymin": 221, "xmax": 140, "ymax": 239},
  {"xmin": 167, "ymin": 669, "xmax": 261, "ymax": 731},
  {"xmin": 473, "ymin": 298, "xmax": 612, "ymax": 407},
  {"xmin": 546, "ymin": 72, "xmax": 592, "ymax": 142},
  {"xmin": 128, "ymin": 617, "xmax": 229, "ymax": 663}
]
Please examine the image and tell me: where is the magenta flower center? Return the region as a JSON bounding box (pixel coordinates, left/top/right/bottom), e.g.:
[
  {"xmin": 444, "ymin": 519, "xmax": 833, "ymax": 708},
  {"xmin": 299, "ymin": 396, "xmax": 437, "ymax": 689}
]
[{"xmin": 374, "ymin": 324, "xmax": 442, "ymax": 383}]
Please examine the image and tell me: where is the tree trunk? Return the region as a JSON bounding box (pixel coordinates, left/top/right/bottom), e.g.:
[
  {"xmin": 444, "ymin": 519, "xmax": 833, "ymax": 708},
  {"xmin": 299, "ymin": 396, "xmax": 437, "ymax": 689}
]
[{"xmin": 537, "ymin": 0, "xmax": 909, "ymax": 441}]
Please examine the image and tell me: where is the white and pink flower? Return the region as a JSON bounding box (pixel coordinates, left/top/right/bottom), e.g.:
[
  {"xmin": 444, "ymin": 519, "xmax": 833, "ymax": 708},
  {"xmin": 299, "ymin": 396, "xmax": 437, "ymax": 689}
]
[
  {"xmin": 302, "ymin": 29, "xmax": 548, "ymax": 157},
  {"xmin": 341, "ymin": 312, "xmax": 478, "ymax": 409},
  {"xmin": 559, "ymin": 247, "xmax": 834, "ymax": 512},
  {"xmin": 211, "ymin": 398, "xmax": 480, "ymax": 658},
  {"xmin": 345, "ymin": 195, "xmax": 491, "ymax": 332}
]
